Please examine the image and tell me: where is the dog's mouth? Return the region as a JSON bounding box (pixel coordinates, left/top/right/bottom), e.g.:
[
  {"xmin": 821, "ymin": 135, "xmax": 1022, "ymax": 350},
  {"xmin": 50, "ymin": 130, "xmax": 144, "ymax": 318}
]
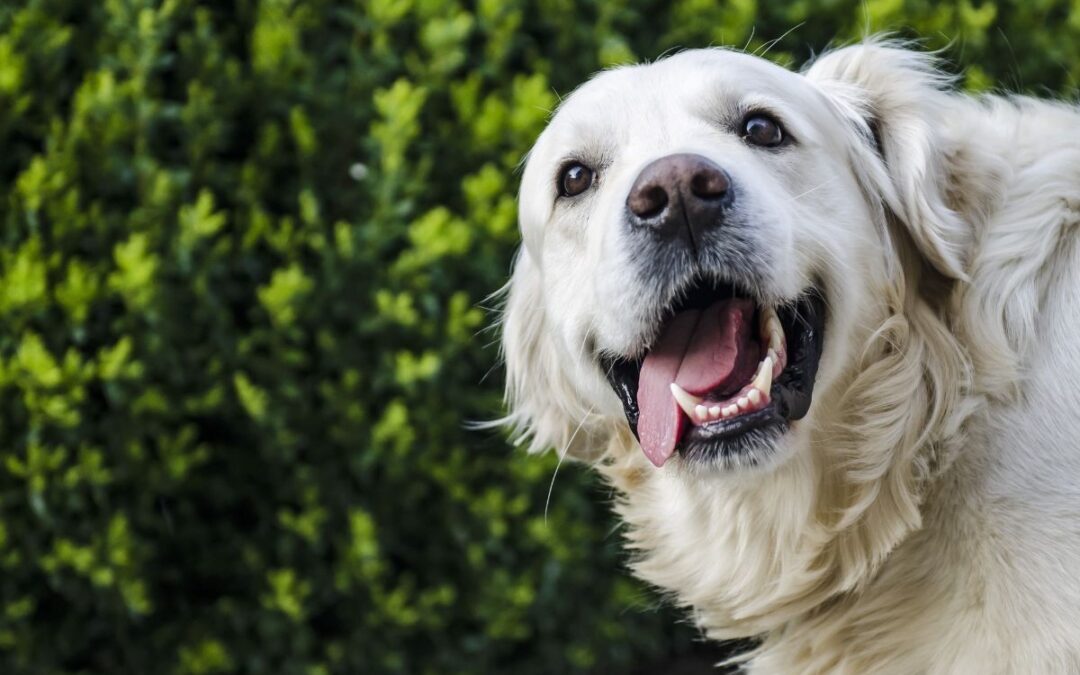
[{"xmin": 603, "ymin": 278, "xmax": 826, "ymax": 468}]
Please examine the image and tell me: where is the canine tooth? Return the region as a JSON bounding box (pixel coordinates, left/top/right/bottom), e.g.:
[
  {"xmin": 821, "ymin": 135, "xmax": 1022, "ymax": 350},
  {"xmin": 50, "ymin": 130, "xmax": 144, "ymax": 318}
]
[
  {"xmin": 748, "ymin": 389, "xmax": 762, "ymax": 405},
  {"xmin": 767, "ymin": 349, "xmax": 781, "ymax": 372},
  {"xmin": 759, "ymin": 307, "xmax": 775, "ymax": 332},
  {"xmin": 763, "ymin": 311, "xmax": 778, "ymax": 329},
  {"xmin": 670, "ymin": 383, "xmax": 704, "ymax": 418},
  {"xmin": 753, "ymin": 355, "xmax": 774, "ymax": 393}
]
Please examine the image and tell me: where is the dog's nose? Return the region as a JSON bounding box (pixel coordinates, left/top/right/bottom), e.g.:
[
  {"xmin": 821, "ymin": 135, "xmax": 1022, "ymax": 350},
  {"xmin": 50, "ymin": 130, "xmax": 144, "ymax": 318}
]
[{"xmin": 626, "ymin": 153, "xmax": 733, "ymax": 246}]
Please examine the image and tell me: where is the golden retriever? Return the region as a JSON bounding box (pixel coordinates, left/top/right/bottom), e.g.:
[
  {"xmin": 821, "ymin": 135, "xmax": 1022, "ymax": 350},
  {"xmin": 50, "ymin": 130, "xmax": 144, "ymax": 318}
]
[{"xmin": 500, "ymin": 41, "xmax": 1080, "ymax": 673}]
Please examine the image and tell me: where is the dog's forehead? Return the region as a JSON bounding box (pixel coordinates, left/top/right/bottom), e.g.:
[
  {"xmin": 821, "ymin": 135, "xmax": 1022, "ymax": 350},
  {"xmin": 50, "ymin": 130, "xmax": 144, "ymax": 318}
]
[{"xmin": 555, "ymin": 50, "xmax": 807, "ymax": 126}]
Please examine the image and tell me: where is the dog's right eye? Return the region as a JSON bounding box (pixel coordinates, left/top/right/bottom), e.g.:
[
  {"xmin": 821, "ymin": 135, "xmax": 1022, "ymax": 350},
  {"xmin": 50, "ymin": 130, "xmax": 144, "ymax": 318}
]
[{"xmin": 559, "ymin": 163, "xmax": 596, "ymax": 197}]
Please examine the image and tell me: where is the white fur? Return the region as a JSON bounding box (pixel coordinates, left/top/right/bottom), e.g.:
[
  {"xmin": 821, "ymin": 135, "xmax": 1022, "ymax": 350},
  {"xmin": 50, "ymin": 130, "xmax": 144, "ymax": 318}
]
[{"xmin": 501, "ymin": 40, "xmax": 1080, "ymax": 673}]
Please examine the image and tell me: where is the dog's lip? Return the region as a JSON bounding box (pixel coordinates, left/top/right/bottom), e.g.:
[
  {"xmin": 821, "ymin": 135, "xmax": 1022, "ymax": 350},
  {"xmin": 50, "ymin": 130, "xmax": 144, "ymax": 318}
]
[
  {"xmin": 685, "ymin": 401, "xmax": 785, "ymax": 440},
  {"xmin": 601, "ymin": 284, "xmax": 826, "ymax": 465}
]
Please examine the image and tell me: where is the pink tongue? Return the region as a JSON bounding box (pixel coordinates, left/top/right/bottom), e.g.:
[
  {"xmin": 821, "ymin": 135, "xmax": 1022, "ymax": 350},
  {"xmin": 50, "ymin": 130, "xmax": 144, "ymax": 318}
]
[{"xmin": 636, "ymin": 298, "xmax": 756, "ymax": 467}]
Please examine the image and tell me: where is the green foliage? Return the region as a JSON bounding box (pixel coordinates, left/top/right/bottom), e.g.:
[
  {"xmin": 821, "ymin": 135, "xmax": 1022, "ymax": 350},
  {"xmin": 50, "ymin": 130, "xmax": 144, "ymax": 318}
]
[{"xmin": 0, "ymin": 1, "xmax": 1076, "ymax": 673}]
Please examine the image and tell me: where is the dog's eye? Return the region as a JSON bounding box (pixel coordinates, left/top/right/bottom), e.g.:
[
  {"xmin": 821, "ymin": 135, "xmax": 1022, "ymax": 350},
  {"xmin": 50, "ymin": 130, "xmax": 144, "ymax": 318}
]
[
  {"xmin": 559, "ymin": 163, "xmax": 596, "ymax": 197},
  {"xmin": 743, "ymin": 115, "xmax": 785, "ymax": 147}
]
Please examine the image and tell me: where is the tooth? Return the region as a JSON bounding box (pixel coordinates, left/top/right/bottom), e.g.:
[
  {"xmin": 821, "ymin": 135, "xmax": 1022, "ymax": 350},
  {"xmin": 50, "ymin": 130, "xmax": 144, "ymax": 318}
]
[
  {"xmin": 670, "ymin": 383, "xmax": 704, "ymax": 418},
  {"xmin": 753, "ymin": 355, "xmax": 774, "ymax": 394},
  {"xmin": 709, "ymin": 406, "xmax": 722, "ymax": 418},
  {"xmin": 748, "ymin": 388, "xmax": 762, "ymax": 405},
  {"xmin": 695, "ymin": 404, "xmax": 709, "ymax": 419},
  {"xmin": 737, "ymin": 397, "xmax": 750, "ymax": 409},
  {"xmin": 759, "ymin": 308, "xmax": 773, "ymax": 332},
  {"xmin": 770, "ymin": 327, "xmax": 785, "ymax": 351},
  {"xmin": 723, "ymin": 405, "xmax": 739, "ymax": 417},
  {"xmin": 768, "ymin": 348, "xmax": 784, "ymax": 376}
]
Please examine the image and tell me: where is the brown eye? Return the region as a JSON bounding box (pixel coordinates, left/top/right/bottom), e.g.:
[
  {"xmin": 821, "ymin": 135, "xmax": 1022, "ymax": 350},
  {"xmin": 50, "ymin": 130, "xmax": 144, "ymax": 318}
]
[
  {"xmin": 559, "ymin": 163, "xmax": 595, "ymax": 197},
  {"xmin": 743, "ymin": 115, "xmax": 785, "ymax": 147}
]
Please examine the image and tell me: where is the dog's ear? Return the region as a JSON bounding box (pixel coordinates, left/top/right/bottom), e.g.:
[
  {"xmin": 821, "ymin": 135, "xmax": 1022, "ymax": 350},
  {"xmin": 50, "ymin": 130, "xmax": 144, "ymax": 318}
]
[
  {"xmin": 805, "ymin": 42, "xmax": 969, "ymax": 280},
  {"xmin": 499, "ymin": 249, "xmax": 602, "ymax": 460}
]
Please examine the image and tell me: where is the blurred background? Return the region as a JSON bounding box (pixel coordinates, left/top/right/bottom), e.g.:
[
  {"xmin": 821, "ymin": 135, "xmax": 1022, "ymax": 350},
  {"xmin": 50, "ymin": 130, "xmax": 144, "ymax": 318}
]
[{"xmin": 0, "ymin": 1, "xmax": 1077, "ymax": 673}]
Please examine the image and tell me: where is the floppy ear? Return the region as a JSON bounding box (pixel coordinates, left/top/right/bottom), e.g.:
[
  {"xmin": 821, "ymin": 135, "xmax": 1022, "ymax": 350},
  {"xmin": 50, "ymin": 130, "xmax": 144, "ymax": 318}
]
[
  {"xmin": 804, "ymin": 42, "xmax": 970, "ymax": 280},
  {"xmin": 499, "ymin": 249, "xmax": 604, "ymax": 460}
]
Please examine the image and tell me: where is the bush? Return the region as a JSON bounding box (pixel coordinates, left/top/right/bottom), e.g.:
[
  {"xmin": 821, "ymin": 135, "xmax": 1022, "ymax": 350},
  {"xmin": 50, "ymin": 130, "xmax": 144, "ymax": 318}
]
[{"xmin": 0, "ymin": 1, "xmax": 1076, "ymax": 673}]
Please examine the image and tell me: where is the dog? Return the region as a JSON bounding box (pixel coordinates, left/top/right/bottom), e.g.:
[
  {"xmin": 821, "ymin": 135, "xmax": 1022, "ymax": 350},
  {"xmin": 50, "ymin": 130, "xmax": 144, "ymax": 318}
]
[{"xmin": 498, "ymin": 40, "xmax": 1080, "ymax": 673}]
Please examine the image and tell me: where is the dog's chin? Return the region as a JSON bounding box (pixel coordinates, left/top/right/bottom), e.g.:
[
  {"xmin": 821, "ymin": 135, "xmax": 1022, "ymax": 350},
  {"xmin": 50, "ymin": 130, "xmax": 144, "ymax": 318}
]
[{"xmin": 601, "ymin": 276, "xmax": 826, "ymax": 472}]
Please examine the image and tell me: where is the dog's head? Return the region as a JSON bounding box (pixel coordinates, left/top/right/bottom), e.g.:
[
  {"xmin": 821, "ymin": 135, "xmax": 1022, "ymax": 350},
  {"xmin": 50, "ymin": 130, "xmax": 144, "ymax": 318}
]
[{"xmin": 501, "ymin": 43, "xmax": 977, "ymax": 634}]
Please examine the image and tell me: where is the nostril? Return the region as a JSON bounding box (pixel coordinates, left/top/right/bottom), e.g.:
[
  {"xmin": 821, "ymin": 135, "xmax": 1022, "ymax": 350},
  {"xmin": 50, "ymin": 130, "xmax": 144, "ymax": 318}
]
[
  {"xmin": 690, "ymin": 169, "xmax": 730, "ymax": 200},
  {"xmin": 629, "ymin": 184, "xmax": 669, "ymax": 219}
]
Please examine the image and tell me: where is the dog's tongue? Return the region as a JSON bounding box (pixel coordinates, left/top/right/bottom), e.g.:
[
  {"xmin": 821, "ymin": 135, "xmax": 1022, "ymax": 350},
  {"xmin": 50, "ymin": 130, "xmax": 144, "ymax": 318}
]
[{"xmin": 636, "ymin": 298, "xmax": 756, "ymax": 467}]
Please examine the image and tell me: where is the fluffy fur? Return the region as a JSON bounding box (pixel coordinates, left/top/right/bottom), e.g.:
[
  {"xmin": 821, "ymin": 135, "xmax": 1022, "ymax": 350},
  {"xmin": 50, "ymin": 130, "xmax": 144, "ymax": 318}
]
[{"xmin": 500, "ymin": 40, "xmax": 1080, "ymax": 673}]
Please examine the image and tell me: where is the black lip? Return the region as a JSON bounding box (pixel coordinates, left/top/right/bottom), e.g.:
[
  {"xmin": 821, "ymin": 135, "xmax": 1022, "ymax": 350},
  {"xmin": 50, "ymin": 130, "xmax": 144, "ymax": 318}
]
[
  {"xmin": 684, "ymin": 404, "xmax": 784, "ymax": 442},
  {"xmin": 680, "ymin": 404, "xmax": 788, "ymax": 465},
  {"xmin": 602, "ymin": 285, "xmax": 826, "ymax": 464}
]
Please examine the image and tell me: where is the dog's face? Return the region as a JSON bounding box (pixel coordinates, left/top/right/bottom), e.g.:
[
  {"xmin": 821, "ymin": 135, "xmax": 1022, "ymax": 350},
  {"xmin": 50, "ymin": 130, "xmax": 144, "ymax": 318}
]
[
  {"xmin": 502, "ymin": 44, "xmax": 973, "ymax": 634},
  {"xmin": 510, "ymin": 49, "xmax": 894, "ymax": 471}
]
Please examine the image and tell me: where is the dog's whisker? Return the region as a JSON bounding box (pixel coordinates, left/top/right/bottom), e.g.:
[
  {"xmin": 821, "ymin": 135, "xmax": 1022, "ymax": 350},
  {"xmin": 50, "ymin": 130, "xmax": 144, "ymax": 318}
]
[
  {"xmin": 741, "ymin": 26, "xmax": 756, "ymax": 54},
  {"xmin": 545, "ymin": 405, "xmax": 594, "ymax": 523},
  {"xmin": 787, "ymin": 176, "xmax": 840, "ymax": 203},
  {"xmin": 542, "ymin": 327, "xmax": 601, "ymax": 523},
  {"xmin": 755, "ymin": 23, "xmax": 806, "ymax": 58}
]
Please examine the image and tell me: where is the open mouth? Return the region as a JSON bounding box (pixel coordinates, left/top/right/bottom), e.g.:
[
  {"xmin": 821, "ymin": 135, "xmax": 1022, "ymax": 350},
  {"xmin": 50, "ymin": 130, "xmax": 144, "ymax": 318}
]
[{"xmin": 603, "ymin": 278, "xmax": 826, "ymax": 468}]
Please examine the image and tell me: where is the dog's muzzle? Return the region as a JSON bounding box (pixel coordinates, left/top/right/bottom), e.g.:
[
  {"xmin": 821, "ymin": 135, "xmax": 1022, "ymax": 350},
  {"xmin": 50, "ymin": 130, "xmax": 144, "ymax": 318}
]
[{"xmin": 599, "ymin": 153, "xmax": 826, "ymax": 469}]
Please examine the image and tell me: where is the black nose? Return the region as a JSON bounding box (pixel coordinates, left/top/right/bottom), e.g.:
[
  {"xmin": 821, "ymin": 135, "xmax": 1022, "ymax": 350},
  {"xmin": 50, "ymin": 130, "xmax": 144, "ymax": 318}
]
[{"xmin": 626, "ymin": 153, "xmax": 733, "ymax": 247}]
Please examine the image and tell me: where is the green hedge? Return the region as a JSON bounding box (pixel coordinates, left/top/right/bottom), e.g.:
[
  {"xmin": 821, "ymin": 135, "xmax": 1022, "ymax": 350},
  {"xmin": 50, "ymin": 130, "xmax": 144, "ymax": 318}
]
[{"xmin": 0, "ymin": 1, "xmax": 1076, "ymax": 673}]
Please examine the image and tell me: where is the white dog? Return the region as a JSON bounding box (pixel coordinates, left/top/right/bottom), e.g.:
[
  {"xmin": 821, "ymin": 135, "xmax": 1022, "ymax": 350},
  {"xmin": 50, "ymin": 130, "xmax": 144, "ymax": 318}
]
[{"xmin": 499, "ymin": 41, "xmax": 1080, "ymax": 673}]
